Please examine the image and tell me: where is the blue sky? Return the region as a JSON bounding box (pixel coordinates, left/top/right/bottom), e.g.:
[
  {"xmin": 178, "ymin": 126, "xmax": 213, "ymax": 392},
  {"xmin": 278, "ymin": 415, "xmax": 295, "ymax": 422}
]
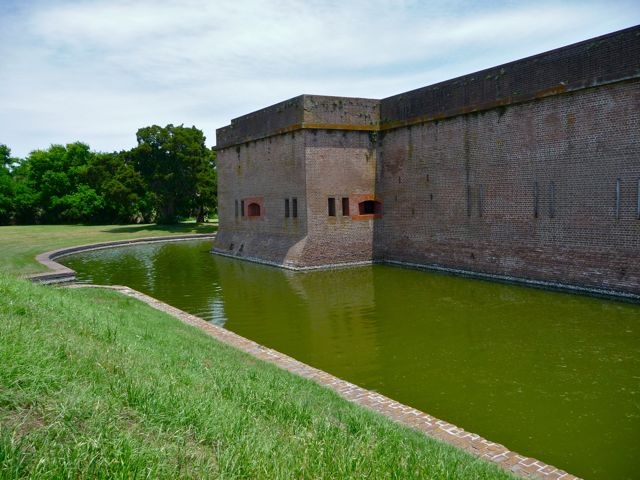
[{"xmin": 1, "ymin": 0, "xmax": 639, "ymax": 158}]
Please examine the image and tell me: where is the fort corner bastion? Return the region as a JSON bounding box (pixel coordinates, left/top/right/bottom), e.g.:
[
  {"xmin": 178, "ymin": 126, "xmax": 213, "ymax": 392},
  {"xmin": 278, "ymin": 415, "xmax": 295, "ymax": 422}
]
[{"xmin": 213, "ymin": 25, "xmax": 640, "ymax": 299}]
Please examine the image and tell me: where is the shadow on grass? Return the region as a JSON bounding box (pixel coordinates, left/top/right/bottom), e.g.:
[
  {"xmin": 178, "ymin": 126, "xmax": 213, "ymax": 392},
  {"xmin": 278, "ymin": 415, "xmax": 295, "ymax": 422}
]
[{"xmin": 101, "ymin": 222, "xmax": 217, "ymax": 235}]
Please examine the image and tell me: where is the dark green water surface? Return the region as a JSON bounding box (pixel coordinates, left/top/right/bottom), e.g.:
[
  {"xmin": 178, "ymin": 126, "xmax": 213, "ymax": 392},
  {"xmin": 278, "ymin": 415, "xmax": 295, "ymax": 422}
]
[{"xmin": 62, "ymin": 240, "xmax": 640, "ymax": 479}]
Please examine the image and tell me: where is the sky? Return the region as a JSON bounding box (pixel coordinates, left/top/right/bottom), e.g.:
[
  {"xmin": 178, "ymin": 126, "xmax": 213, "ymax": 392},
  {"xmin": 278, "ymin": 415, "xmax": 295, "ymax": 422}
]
[{"xmin": 1, "ymin": 0, "xmax": 639, "ymax": 159}]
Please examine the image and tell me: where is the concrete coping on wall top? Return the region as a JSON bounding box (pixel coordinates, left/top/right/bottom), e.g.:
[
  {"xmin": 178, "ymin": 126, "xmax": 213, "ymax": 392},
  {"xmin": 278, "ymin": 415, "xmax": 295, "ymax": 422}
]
[{"xmin": 215, "ymin": 25, "xmax": 640, "ymax": 149}]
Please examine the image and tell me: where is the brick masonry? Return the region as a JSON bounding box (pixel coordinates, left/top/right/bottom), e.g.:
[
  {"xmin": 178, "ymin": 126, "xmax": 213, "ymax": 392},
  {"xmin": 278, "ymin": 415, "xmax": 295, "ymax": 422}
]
[
  {"xmin": 213, "ymin": 25, "xmax": 640, "ymax": 298},
  {"xmin": 376, "ymin": 80, "xmax": 640, "ymax": 295}
]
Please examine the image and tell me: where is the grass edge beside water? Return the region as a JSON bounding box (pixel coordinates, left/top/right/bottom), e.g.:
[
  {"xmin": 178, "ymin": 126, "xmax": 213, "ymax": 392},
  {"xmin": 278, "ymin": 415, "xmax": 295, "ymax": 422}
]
[{"xmin": 0, "ymin": 225, "xmax": 516, "ymax": 478}]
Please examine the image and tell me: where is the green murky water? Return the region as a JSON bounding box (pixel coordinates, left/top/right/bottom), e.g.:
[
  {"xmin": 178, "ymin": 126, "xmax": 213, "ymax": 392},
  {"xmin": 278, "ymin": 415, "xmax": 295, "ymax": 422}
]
[{"xmin": 62, "ymin": 240, "xmax": 640, "ymax": 479}]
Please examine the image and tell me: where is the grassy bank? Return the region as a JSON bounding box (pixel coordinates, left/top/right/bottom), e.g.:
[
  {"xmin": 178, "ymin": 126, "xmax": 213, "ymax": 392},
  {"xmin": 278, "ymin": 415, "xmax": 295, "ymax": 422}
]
[
  {"xmin": 0, "ymin": 225, "xmax": 515, "ymax": 478},
  {"xmin": 0, "ymin": 223, "xmax": 216, "ymax": 276}
]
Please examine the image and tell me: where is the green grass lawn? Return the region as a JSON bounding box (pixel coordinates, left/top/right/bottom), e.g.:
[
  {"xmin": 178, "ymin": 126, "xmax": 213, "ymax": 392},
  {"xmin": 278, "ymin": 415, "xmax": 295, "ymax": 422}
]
[{"xmin": 0, "ymin": 225, "xmax": 516, "ymax": 479}]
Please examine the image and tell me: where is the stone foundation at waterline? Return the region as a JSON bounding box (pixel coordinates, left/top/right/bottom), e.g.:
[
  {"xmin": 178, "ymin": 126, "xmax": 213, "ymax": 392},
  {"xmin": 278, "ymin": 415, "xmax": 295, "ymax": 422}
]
[{"xmin": 213, "ymin": 26, "xmax": 640, "ymax": 298}]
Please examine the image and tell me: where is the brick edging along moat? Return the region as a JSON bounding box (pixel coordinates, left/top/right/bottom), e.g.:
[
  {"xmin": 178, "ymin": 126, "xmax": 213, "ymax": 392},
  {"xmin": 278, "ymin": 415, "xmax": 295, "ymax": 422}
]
[
  {"xmin": 34, "ymin": 235, "xmax": 579, "ymax": 479},
  {"xmin": 27, "ymin": 233, "xmax": 217, "ymax": 284}
]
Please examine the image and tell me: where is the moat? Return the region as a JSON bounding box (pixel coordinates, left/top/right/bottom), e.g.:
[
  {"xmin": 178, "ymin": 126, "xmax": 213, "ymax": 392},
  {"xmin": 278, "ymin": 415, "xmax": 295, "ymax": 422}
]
[{"xmin": 62, "ymin": 239, "xmax": 640, "ymax": 480}]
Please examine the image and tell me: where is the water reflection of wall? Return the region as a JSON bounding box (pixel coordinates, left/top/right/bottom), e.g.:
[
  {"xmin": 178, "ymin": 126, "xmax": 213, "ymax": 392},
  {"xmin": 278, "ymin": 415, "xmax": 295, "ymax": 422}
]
[
  {"xmin": 146, "ymin": 242, "xmax": 222, "ymax": 320},
  {"xmin": 370, "ymin": 264, "xmax": 640, "ymax": 479},
  {"xmin": 68, "ymin": 241, "xmax": 220, "ymax": 322},
  {"xmin": 65, "ymin": 243, "xmax": 640, "ymax": 479},
  {"xmin": 214, "ymin": 256, "xmax": 381, "ymax": 382}
]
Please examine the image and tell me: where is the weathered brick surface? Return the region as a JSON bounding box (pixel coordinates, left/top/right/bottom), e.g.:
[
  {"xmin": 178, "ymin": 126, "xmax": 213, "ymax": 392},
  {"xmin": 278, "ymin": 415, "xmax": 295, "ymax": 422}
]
[
  {"xmin": 300, "ymin": 129, "xmax": 378, "ymax": 266},
  {"xmin": 376, "ymin": 80, "xmax": 640, "ymax": 295},
  {"xmin": 214, "ymin": 130, "xmax": 308, "ymax": 267},
  {"xmin": 380, "ymin": 25, "xmax": 640, "ymax": 127},
  {"xmin": 214, "ymin": 25, "xmax": 640, "ymax": 297},
  {"xmin": 214, "ymin": 128, "xmax": 380, "ymax": 268},
  {"xmin": 216, "ymin": 96, "xmax": 305, "ymax": 149},
  {"xmin": 217, "ymin": 95, "xmax": 379, "ymax": 148}
]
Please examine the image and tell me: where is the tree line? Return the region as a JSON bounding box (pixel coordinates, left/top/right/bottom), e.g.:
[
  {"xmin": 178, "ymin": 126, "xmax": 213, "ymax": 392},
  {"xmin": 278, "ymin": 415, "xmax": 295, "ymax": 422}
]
[{"xmin": 0, "ymin": 124, "xmax": 217, "ymax": 225}]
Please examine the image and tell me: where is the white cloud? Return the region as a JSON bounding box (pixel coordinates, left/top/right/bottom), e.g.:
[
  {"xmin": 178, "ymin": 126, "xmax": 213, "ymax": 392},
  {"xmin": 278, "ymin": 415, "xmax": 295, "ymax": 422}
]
[{"xmin": 1, "ymin": 0, "xmax": 639, "ymax": 157}]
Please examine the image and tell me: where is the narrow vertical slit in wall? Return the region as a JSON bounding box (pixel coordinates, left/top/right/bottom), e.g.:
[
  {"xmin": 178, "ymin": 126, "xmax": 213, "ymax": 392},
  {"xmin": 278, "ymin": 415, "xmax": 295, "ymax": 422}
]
[
  {"xmin": 637, "ymin": 179, "xmax": 640, "ymax": 220},
  {"xmin": 478, "ymin": 185, "xmax": 483, "ymax": 217},
  {"xmin": 466, "ymin": 185, "xmax": 471, "ymax": 217},
  {"xmin": 615, "ymin": 178, "xmax": 621, "ymax": 220},
  {"xmin": 533, "ymin": 181, "xmax": 539, "ymax": 218},
  {"xmin": 342, "ymin": 197, "xmax": 350, "ymax": 216},
  {"xmin": 328, "ymin": 197, "xmax": 336, "ymax": 216},
  {"xmin": 241, "ymin": 200, "xmax": 245, "ymax": 217},
  {"xmin": 549, "ymin": 182, "xmax": 555, "ymax": 218},
  {"xmin": 292, "ymin": 198, "xmax": 298, "ymax": 218},
  {"xmin": 285, "ymin": 198, "xmax": 290, "ymax": 218}
]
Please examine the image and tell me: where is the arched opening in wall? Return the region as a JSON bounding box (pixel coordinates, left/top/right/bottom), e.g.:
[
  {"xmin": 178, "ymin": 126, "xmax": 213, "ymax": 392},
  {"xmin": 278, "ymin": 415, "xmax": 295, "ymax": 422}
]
[
  {"xmin": 247, "ymin": 203, "xmax": 261, "ymax": 217},
  {"xmin": 358, "ymin": 200, "xmax": 382, "ymax": 215}
]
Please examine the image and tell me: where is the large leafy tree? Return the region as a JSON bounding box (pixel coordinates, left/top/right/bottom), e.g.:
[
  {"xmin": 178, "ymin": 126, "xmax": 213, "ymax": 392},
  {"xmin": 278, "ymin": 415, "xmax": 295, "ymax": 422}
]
[
  {"xmin": 1, "ymin": 124, "xmax": 217, "ymax": 225},
  {"xmin": 22, "ymin": 142, "xmax": 101, "ymax": 223},
  {"xmin": 86, "ymin": 151, "xmax": 150, "ymax": 223},
  {"xmin": 193, "ymin": 149, "xmax": 217, "ymax": 223},
  {"xmin": 131, "ymin": 124, "xmax": 216, "ymax": 223}
]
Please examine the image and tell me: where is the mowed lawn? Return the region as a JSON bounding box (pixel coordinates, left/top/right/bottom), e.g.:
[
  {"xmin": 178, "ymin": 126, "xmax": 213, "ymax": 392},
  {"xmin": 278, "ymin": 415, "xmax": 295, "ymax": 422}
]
[{"xmin": 0, "ymin": 224, "xmax": 516, "ymax": 479}]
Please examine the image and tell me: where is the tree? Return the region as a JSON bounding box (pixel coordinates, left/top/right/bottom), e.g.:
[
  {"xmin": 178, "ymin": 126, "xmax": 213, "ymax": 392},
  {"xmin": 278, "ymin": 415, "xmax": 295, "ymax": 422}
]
[
  {"xmin": 1, "ymin": 124, "xmax": 216, "ymax": 225},
  {"xmin": 9, "ymin": 159, "xmax": 39, "ymax": 224},
  {"xmin": 14, "ymin": 142, "xmax": 111, "ymax": 224},
  {"xmin": 131, "ymin": 124, "xmax": 216, "ymax": 223},
  {"xmin": 0, "ymin": 144, "xmax": 12, "ymax": 166},
  {"xmin": 0, "ymin": 144, "xmax": 15, "ymax": 224},
  {"xmin": 192, "ymin": 149, "xmax": 217, "ymax": 222},
  {"xmin": 86, "ymin": 151, "xmax": 150, "ymax": 223}
]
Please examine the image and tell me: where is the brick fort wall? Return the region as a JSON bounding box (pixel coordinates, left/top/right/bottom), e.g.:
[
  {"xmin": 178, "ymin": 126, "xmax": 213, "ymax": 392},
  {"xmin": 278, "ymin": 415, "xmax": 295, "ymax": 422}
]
[{"xmin": 214, "ymin": 25, "xmax": 640, "ymax": 297}]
